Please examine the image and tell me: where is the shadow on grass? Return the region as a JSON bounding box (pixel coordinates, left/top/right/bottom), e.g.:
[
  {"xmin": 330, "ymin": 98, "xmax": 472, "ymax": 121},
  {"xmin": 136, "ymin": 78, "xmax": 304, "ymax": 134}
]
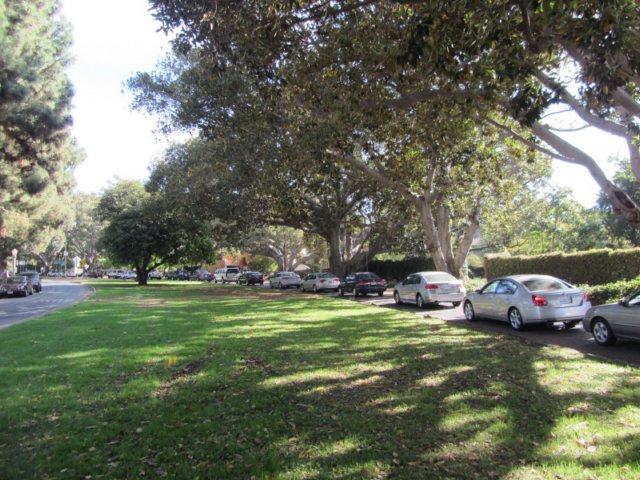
[{"xmin": 1, "ymin": 283, "xmax": 639, "ymax": 479}]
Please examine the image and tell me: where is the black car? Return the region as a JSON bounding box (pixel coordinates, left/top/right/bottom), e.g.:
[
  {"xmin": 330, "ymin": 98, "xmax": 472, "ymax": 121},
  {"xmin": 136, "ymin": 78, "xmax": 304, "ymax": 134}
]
[
  {"xmin": 238, "ymin": 271, "xmax": 264, "ymax": 285},
  {"xmin": 2, "ymin": 275, "xmax": 34, "ymax": 297},
  {"xmin": 22, "ymin": 271, "xmax": 42, "ymax": 292},
  {"xmin": 339, "ymin": 272, "xmax": 387, "ymax": 297}
]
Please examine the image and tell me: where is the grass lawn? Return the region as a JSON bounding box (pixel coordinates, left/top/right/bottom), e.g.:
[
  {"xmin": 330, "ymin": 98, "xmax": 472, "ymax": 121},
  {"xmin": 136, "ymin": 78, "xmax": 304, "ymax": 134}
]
[{"xmin": 1, "ymin": 281, "xmax": 639, "ymax": 479}]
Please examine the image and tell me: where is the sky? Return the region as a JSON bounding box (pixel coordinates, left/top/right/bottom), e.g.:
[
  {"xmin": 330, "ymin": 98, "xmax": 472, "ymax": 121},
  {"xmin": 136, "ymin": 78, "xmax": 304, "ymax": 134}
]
[{"xmin": 62, "ymin": 0, "xmax": 624, "ymax": 206}]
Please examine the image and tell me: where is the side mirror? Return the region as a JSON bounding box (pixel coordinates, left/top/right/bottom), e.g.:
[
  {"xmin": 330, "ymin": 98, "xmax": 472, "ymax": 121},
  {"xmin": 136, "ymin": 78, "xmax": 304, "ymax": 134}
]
[
  {"xmin": 619, "ymin": 298, "xmax": 630, "ymax": 307},
  {"xmin": 475, "ymin": 289, "xmax": 482, "ymax": 294}
]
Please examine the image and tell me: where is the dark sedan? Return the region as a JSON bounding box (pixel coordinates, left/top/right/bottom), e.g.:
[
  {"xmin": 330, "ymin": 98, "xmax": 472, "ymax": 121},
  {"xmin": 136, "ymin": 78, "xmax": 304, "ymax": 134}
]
[
  {"xmin": 22, "ymin": 271, "xmax": 42, "ymax": 293},
  {"xmin": 339, "ymin": 272, "xmax": 387, "ymax": 297},
  {"xmin": 2, "ymin": 276, "xmax": 34, "ymax": 297},
  {"xmin": 238, "ymin": 271, "xmax": 264, "ymax": 285}
]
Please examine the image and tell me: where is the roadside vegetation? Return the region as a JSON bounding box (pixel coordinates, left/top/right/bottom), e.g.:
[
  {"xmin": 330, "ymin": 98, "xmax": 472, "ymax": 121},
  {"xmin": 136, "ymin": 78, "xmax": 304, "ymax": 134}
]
[{"xmin": 1, "ymin": 281, "xmax": 638, "ymax": 479}]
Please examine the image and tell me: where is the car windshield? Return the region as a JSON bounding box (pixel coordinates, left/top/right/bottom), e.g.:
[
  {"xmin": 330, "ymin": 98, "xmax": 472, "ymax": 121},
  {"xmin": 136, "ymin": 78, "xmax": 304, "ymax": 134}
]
[
  {"xmin": 422, "ymin": 272, "xmax": 457, "ymax": 282},
  {"xmin": 522, "ymin": 277, "xmax": 571, "ymax": 292},
  {"xmin": 319, "ymin": 273, "xmax": 336, "ymax": 278},
  {"xmin": 227, "ymin": 268, "xmax": 239, "ymax": 273}
]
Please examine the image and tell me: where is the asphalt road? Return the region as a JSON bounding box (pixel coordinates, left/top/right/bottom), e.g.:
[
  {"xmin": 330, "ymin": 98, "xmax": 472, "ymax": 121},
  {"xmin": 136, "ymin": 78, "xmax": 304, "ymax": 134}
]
[
  {"xmin": 0, "ymin": 280, "xmax": 93, "ymax": 330},
  {"xmin": 342, "ymin": 290, "xmax": 640, "ymax": 366}
]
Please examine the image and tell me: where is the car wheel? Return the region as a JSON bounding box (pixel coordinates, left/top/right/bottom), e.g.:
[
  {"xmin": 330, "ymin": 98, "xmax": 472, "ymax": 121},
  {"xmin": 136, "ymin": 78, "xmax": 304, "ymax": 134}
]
[
  {"xmin": 452, "ymin": 301, "xmax": 461, "ymax": 307},
  {"xmin": 377, "ymin": 291, "xmax": 383, "ymax": 297},
  {"xmin": 508, "ymin": 308, "xmax": 525, "ymax": 331},
  {"xmin": 463, "ymin": 301, "xmax": 476, "ymax": 321},
  {"xmin": 339, "ymin": 287, "xmax": 345, "ymax": 297},
  {"xmin": 354, "ymin": 289, "xmax": 360, "ymax": 297},
  {"xmin": 416, "ymin": 294, "xmax": 425, "ymax": 309},
  {"xmin": 592, "ymin": 318, "xmax": 617, "ymax": 346},
  {"xmin": 393, "ymin": 291, "xmax": 402, "ymax": 304}
]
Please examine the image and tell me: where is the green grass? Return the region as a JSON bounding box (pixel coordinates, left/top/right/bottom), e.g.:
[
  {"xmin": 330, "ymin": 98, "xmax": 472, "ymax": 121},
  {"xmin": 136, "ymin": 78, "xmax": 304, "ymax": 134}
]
[{"xmin": 1, "ymin": 281, "xmax": 639, "ymax": 479}]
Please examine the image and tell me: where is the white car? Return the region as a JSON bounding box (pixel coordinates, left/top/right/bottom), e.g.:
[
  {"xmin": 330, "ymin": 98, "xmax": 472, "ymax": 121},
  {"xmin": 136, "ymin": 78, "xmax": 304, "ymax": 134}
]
[
  {"xmin": 269, "ymin": 272, "xmax": 301, "ymax": 289},
  {"xmin": 213, "ymin": 267, "xmax": 241, "ymax": 284},
  {"xmin": 301, "ymin": 272, "xmax": 340, "ymax": 293},
  {"xmin": 393, "ymin": 271, "xmax": 466, "ymax": 308},
  {"xmin": 463, "ymin": 274, "xmax": 591, "ymax": 330}
]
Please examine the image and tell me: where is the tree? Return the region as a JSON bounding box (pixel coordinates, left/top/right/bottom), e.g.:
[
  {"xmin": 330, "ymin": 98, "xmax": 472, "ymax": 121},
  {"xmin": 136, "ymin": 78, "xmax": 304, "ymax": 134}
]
[
  {"xmin": 0, "ymin": 0, "xmax": 79, "ymax": 270},
  {"xmin": 597, "ymin": 158, "xmax": 640, "ymax": 247},
  {"xmin": 98, "ymin": 180, "xmax": 214, "ymax": 285},
  {"xmin": 145, "ymin": 0, "xmax": 640, "ymax": 225},
  {"xmin": 65, "ymin": 193, "xmax": 104, "ymax": 272}
]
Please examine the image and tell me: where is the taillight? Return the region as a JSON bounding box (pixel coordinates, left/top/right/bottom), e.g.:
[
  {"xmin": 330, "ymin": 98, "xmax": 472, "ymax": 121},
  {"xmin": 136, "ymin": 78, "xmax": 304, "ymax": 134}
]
[
  {"xmin": 583, "ymin": 292, "xmax": 590, "ymax": 302},
  {"xmin": 532, "ymin": 295, "xmax": 548, "ymax": 307},
  {"xmin": 320, "ymin": 279, "xmax": 326, "ymax": 283},
  {"xmin": 425, "ymin": 284, "xmax": 438, "ymax": 290}
]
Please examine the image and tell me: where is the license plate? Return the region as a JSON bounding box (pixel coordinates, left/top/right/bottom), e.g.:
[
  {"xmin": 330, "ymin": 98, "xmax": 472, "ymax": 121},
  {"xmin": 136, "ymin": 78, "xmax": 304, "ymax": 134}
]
[
  {"xmin": 559, "ymin": 296, "xmax": 571, "ymax": 304},
  {"xmin": 7, "ymin": 290, "xmax": 13, "ymax": 295}
]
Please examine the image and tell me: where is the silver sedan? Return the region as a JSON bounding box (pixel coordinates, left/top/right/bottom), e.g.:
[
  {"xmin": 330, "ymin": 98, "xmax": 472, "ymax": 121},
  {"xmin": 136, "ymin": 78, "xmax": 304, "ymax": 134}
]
[
  {"xmin": 393, "ymin": 271, "xmax": 466, "ymax": 308},
  {"xmin": 463, "ymin": 274, "xmax": 591, "ymax": 330},
  {"xmin": 583, "ymin": 290, "xmax": 640, "ymax": 346}
]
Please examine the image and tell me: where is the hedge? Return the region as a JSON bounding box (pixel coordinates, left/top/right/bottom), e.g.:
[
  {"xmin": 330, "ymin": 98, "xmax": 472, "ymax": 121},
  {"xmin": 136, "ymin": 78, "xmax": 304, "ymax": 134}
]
[
  {"xmin": 367, "ymin": 257, "xmax": 436, "ymax": 281},
  {"xmin": 485, "ymin": 248, "xmax": 640, "ymax": 286},
  {"xmin": 585, "ymin": 275, "xmax": 640, "ymax": 306}
]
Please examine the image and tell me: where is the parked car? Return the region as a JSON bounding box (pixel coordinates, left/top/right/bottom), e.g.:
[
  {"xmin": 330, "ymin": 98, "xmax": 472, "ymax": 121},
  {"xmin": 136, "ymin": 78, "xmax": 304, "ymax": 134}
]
[
  {"xmin": 583, "ymin": 290, "xmax": 640, "ymax": 346},
  {"xmin": 1, "ymin": 275, "xmax": 34, "ymax": 297},
  {"xmin": 147, "ymin": 270, "xmax": 163, "ymax": 280},
  {"xmin": 21, "ymin": 271, "xmax": 42, "ymax": 292},
  {"xmin": 301, "ymin": 272, "xmax": 340, "ymax": 293},
  {"xmin": 0, "ymin": 283, "xmax": 6, "ymax": 297},
  {"xmin": 339, "ymin": 272, "xmax": 387, "ymax": 297},
  {"xmin": 121, "ymin": 271, "xmax": 137, "ymax": 280},
  {"xmin": 213, "ymin": 267, "xmax": 241, "ymax": 284},
  {"xmin": 394, "ymin": 271, "xmax": 465, "ymax": 308},
  {"xmin": 191, "ymin": 269, "xmax": 213, "ymax": 281},
  {"xmin": 463, "ymin": 274, "xmax": 591, "ymax": 330},
  {"xmin": 269, "ymin": 272, "xmax": 301, "ymax": 289},
  {"xmin": 107, "ymin": 270, "xmax": 124, "ymax": 279},
  {"xmin": 238, "ymin": 271, "xmax": 264, "ymax": 285}
]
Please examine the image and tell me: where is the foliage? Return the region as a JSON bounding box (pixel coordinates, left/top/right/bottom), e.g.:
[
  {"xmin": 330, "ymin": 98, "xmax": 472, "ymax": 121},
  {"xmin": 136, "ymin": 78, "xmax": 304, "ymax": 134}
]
[
  {"xmin": 585, "ymin": 275, "xmax": 640, "ymax": 306},
  {"xmin": 485, "ymin": 248, "xmax": 640, "ymax": 286},
  {"xmin": 1, "ymin": 282, "xmax": 639, "ymax": 479},
  {"xmin": 368, "ymin": 257, "xmax": 436, "ymax": 282},
  {"xmin": 64, "ymin": 193, "xmax": 104, "ymax": 271},
  {"xmin": 98, "ymin": 180, "xmax": 214, "ymax": 285},
  {"xmin": 597, "ymin": 158, "xmax": 640, "ymax": 246},
  {"xmin": 482, "ymin": 186, "xmax": 612, "ymax": 255},
  {"xmin": 0, "ymin": 0, "xmax": 80, "ymax": 266}
]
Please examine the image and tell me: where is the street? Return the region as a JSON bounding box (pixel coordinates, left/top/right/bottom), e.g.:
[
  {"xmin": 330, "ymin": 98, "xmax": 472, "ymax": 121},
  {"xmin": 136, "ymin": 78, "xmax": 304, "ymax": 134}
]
[
  {"xmin": 347, "ymin": 290, "xmax": 640, "ymax": 366},
  {"xmin": 0, "ymin": 280, "xmax": 93, "ymax": 330}
]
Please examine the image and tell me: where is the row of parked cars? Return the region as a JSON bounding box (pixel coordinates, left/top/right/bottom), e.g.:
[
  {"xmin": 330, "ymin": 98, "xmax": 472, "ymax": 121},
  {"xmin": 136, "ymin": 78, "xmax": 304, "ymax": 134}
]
[{"xmin": 0, "ymin": 272, "xmax": 43, "ymax": 298}]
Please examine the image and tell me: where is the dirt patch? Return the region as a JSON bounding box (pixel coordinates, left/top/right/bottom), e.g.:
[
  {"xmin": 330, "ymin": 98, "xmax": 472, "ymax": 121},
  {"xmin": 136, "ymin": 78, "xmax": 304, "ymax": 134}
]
[{"xmin": 154, "ymin": 346, "xmax": 217, "ymax": 398}]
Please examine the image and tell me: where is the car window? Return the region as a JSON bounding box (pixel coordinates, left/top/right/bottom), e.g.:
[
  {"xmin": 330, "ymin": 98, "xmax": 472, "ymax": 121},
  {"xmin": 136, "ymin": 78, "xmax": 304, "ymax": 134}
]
[
  {"xmin": 628, "ymin": 291, "xmax": 640, "ymax": 306},
  {"xmin": 357, "ymin": 273, "xmax": 381, "ymax": 281},
  {"xmin": 522, "ymin": 277, "xmax": 569, "ymax": 292},
  {"xmin": 496, "ymin": 280, "xmax": 517, "ymax": 295},
  {"xmin": 319, "ymin": 273, "xmax": 334, "ymax": 278},
  {"xmin": 481, "ymin": 280, "xmax": 500, "ymax": 294},
  {"xmin": 345, "ymin": 275, "xmax": 355, "ymax": 281},
  {"xmin": 422, "ymin": 272, "xmax": 457, "ymax": 283}
]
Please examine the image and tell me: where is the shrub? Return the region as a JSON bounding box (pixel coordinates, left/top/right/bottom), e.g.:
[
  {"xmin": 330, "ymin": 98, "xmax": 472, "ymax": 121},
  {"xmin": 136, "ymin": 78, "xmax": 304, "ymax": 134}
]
[
  {"xmin": 585, "ymin": 275, "xmax": 640, "ymax": 306},
  {"xmin": 485, "ymin": 248, "xmax": 640, "ymax": 285},
  {"xmin": 368, "ymin": 257, "xmax": 436, "ymax": 281}
]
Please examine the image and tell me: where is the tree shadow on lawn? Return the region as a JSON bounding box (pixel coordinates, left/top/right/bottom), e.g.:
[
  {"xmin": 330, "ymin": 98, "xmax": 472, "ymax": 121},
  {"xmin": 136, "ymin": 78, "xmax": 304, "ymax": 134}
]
[{"xmin": 1, "ymin": 285, "xmax": 639, "ymax": 479}]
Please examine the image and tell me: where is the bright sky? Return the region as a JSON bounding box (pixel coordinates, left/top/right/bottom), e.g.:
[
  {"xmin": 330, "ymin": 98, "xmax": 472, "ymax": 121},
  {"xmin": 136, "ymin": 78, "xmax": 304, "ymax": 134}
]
[{"xmin": 62, "ymin": 0, "xmax": 624, "ymax": 206}]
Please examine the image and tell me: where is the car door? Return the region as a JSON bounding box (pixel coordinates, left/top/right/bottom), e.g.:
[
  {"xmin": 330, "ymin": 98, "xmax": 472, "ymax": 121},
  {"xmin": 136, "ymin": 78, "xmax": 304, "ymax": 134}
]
[
  {"xmin": 493, "ymin": 280, "xmax": 518, "ymax": 321},
  {"xmin": 473, "ymin": 280, "xmax": 501, "ymax": 319},
  {"xmin": 303, "ymin": 274, "xmax": 315, "ymax": 290},
  {"xmin": 400, "ymin": 275, "xmax": 420, "ymax": 302},
  {"xmin": 615, "ymin": 291, "xmax": 640, "ymax": 340}
]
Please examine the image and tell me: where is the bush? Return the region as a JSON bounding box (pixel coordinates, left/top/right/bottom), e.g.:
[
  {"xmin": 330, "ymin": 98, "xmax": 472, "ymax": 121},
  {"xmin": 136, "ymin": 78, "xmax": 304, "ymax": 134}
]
[
  {"xmin": 585, "ymin": 275, "xmax": 640, "ymax": 306},
  {"xmin": 485, "ymin": 248, "xmax": 640, "ymax": 285},
  {"xmin": 368, "ymin": 257, "xmax": 435, "ymax": 282}
]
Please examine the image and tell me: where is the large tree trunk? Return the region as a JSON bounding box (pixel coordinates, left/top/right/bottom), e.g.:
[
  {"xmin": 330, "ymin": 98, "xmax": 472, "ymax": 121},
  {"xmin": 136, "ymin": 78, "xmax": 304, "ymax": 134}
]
[{"xmin": 326, "ymin": 226, "xmax": 344, "ymax": 276}]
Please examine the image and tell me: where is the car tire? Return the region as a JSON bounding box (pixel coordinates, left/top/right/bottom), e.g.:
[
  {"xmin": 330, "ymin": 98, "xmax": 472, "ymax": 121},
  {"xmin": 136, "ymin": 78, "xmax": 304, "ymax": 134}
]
[
  {"xmin": 508, "ymin": 308, "xmax": 525, "ymax": 331},
  {"xmin": 354, "ymin": 289, "xmax": 360, "ymax": 297},
  {"xmin": 393, "ymin": 291, "xmax": 402, "ymax": 304},
  {"xmin": 452, "ymin": 301, "xmax": 461, "ymax": 307},
  {"xmin": 377, "ymin": 292, "xmax": 383, "ymax": 297},
  {"xmin": 416, "ymin": 294, "xmax": 425, "ymax": 309},
  {"xmin": 339, "ymin": 287, "xmax": 345, "ymax": 297},
  {"xmin": 592, "ymin": 318, "xmax": 617, "ymax": 346},
  {"xmin": 463, "ymin": 301, "xmax": 476, "ymax": 322}
]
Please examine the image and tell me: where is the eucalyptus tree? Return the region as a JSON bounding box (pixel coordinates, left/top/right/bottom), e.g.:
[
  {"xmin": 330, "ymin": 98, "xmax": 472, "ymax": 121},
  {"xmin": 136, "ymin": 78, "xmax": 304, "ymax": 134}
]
[
  {"xmin": 145, "ymin": 0, "xmax": 640, "ymax": 226},
  {"xmin": 0, "ymin": 0, "xmax": 79, "ymax": 268}
]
